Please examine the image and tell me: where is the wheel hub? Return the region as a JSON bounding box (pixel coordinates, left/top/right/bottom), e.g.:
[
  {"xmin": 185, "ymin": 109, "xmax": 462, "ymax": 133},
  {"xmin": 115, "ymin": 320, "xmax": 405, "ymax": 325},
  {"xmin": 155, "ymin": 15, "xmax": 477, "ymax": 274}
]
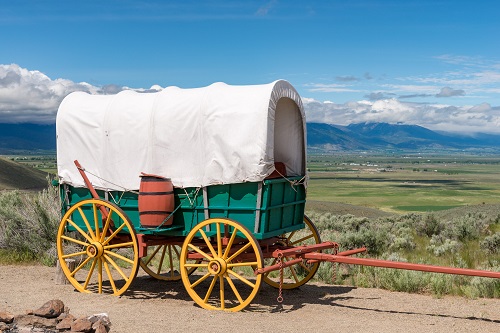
[
  {"xmin": 208, "ymin": 258, "xmax": 227, "ymax": 276},
  {"xmin": 86, "ymin": 242, "xmax": 104, "ymax": 258}
]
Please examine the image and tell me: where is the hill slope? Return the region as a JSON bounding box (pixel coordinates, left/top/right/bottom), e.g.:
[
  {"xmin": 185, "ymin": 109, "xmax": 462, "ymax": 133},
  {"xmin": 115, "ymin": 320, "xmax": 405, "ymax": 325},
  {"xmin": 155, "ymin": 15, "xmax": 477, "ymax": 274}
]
[{"xmin": 0, "ymin": 157, "xmax": 50, "ymax": 190}]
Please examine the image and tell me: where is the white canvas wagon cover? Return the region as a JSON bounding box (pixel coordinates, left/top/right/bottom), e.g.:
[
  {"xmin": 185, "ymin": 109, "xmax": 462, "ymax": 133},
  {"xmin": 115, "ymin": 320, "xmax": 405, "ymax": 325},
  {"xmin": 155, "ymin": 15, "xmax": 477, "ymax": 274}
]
[{"xmin": 56, "ymin": 80, "xmax": 306, "ymax": 190}]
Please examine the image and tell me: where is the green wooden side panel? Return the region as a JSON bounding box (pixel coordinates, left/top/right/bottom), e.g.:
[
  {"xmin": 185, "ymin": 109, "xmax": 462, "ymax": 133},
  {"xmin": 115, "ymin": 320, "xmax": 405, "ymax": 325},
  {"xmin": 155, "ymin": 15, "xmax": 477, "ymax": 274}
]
[{"xmin": 59, "ymin": 177, "xmax": 305, "ymax": 240}]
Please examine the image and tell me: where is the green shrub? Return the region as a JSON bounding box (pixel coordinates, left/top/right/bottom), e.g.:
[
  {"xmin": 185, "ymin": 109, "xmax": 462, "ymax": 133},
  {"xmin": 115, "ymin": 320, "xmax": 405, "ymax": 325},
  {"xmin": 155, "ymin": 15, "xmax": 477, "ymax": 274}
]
[
  {"xmin": 415, "ymin": 214, "xmax": 444, "ymax": 237},
  {"xmin": 426, "ymin": 235, "xmax": 461, "ymax": 256},
  {"xmin": 305, "ymin": 210, "xmax": 500, "ymax": 299},
  {"xmin": 0, "ymin": 180, "xmax": 60, "ymax": 265},
  {"xmin": 442, "ymin": 213, "xmax": 490, "ymax": 242},
  {"xmin": 481, "ymin": 232, "xmax": 500, "ymax": 254}
]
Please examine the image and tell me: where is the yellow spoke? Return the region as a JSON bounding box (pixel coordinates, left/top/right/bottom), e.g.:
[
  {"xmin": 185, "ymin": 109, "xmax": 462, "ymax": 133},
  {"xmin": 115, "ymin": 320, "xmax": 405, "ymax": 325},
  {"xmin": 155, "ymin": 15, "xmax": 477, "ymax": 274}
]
[
  {"xmin": 199, "ymin": 229, "xmax": 217, "ymax": 258},
  {"xmin": 104, "ymin": 250, "xmax": 135, "ymax": 265},
  {"xmin": 66, "ymin": 219, "xmax": 93, "ymax": 244},
  {"xmin": 103, "ymin": 254, "xmax": 129, "ymax": 281},
  {"xmin": 227, "ymin": 269, "xmax": 255, "ymax": 288},
  {"xmin": 226, "ymin": 242, "xmax": 252, "ymax": 262},
  {"xmin": 83, "ymin": 258, "xmax": 98, "ymax": 290},
  {"xmin": 225, "ymin": 275, "xmax": 244, "ymax": 304},
  {"xmin": 298, "ymin": 261, "xmax": 312, "ymax": 272},
  {"xmin": 77, "ymin": 207, "xmax": 96, "ymax": 241},
  {"xmin": 100, "ymin": 211, "xmax": 113, "ymax": 243},
  {"xmin": 219, "ymin": 275, "xmax": 225, "ymax": 310},
  {"xmin": 188, "ymin": 244, "xmax": 214, "ymax": 261},
  {"xmin": 62, "ymin": 251, "xmax": 87, "ymax": 259},
  {"xmin": 190, "ymin": 272, "xmax": 211, "ymax": 288},
  {"xmin": 144, "ymin": 246, "xmax": 162, "ymax": 266},
  {"xmin": 172, "ymin": 245, "xmax": 181, "ymax": 258},
  {"xmin": 286, "ymin": 258, "xmax": 299, "ymax": 283},
  {"xmin": 166, "ymin": 246, "xmax": 173, "ymax": 277},
  {"xmin": 98, "ymin": 258, "xmax": 103, "ymax": 294},
  {"xmin": 222, "ymin": 227, "xmax": 238, "ymax": 259},
  {"xmin": 70, "ymin": 256, "xmax": 93, "ymax": 277},
  {"xmin": 203, "ymin": 275, "xmax": 218, "ymax": 303},
  {"xmin": 61, "ymin": 235, "xmax": 89, "ymax": 247},
  {"xmin": 290, "ymin": 233, "xmax": 314, "ymax": 246},
  {"xmin": 263, "ymin": 258, "xmax": 277, "ymax": 278},
  {"xmin": 93, "ymin": 203, "xmax": 100, "ymax": 240},
  {"xmin": 227, "ymin": 261, "xmax": 258, "ymax": 268},
  {"xmin": 101, "ymin": 222, "xmax": 127, "ymax": 246},
  {"xmin": 286, "ymin": 230, "xmax": 297, "ymax": 243},
  {"xmin": 104, "ymin": 241, "xmax": 134, "ymax": 250},
  {"xmin": 184, "ymin": 263, "xmax": 208, "ymax": 268},
  {"xmin": 156, "ymin": 245, "xmax": 167, "ymax": 276},
  {"xmin": 217, "ymin": 223, "xmax": 222, "ymax": 257},
  {"xmin": 103, "ymin": 260, "xmax": 117, "ymax": 294}
]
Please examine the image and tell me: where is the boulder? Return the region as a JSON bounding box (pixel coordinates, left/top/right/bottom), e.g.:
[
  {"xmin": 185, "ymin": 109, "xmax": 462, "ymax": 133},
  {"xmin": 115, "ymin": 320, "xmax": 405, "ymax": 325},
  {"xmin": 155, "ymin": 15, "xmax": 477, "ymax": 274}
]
[
  {"xmin": 14, "ymin": 314, "xmax": 58, "ymax": 328},
  {"xmin": 33, "ymin": 299, "xmax": 65, "ymax": 318},
  {"xmin": 71, "ymin": 317, "xmax": 93, "ymax": 332},
  {"xmin": 0, "ymin": 311, "xmax": 14, "ymax": 324}
]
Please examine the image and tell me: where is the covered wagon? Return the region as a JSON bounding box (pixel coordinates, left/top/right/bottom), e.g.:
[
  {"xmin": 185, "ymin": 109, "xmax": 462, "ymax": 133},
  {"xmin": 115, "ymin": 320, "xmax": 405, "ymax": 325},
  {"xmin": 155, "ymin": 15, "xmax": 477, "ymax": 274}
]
[
  {"xmin": 55, "ymin": 80, "xmax": 500, "ymax": 312},
  {"xmin": 55, "ymin": 80, "xmax": 317, "ymax": 311}
]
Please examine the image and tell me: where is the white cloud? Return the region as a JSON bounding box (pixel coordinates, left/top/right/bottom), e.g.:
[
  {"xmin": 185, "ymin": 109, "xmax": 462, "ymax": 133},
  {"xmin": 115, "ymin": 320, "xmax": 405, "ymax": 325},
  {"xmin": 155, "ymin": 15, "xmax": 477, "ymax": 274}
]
[
  {"xmin": 436, "ymin": 87, "xmax": 465, "ymax": 97},
  {"xmin": 305, "ymin": 83, "xmax": 360, "ymax": 93},
  {"xmin": 0, "ymin": 64, "xmax": 102, "ymax": 123},
  {"xmin": 0, "ymin": 64, "xmax": 161, "ymax": 124},
  {"xmin": 302, "ymin": 97, "xmax": 500, "ymax": 134}
]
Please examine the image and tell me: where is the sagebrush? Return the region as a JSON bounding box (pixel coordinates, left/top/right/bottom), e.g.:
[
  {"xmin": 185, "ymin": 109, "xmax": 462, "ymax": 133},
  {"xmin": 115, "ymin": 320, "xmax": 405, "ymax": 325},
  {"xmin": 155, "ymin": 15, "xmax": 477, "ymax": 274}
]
[{"xmin": 0, "ymin": 179, "xmax": 60, "ymax": 264}]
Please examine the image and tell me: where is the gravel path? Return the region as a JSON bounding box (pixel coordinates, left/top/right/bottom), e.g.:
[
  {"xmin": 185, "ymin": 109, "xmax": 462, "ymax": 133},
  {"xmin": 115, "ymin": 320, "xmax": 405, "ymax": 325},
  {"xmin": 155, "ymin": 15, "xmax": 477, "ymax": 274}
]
[{"xmin": 1, "ymin": 264, "xmax": 498, "ymax": 333}]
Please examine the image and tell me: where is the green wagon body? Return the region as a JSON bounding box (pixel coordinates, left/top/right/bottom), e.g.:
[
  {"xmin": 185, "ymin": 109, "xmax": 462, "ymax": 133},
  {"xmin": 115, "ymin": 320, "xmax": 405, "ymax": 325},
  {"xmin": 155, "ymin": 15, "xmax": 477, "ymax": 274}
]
[{"xmin": 59, "ymin": 176, "xmax": 306, "ymax": 240}]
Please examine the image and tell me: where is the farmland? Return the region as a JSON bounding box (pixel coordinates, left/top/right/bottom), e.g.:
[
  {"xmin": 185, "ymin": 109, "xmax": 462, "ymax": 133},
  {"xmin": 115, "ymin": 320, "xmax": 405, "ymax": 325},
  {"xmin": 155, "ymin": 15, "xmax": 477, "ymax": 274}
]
[
  {"xmin": 306, "ymin": 153, "xmax": 500, "ymax": 214},
  {"xmin": 3, "ymin": 152, "xmax": 500, "ymax": 214}
]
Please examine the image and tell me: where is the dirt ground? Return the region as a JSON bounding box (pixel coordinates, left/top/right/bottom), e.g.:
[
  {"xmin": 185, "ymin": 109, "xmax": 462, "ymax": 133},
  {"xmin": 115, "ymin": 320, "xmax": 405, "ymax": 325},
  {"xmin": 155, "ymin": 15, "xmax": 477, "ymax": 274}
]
[{"xmin": 0, "ymin": 264, "xmax": 499, "ymax": 333}]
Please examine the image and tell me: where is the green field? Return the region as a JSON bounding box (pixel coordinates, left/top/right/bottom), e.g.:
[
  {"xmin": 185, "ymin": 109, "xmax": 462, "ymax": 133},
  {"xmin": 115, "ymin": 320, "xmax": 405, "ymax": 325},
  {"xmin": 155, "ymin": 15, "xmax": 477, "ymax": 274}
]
[
  {"xmin": 306, "ymin": 154, "xmax": 500, "ymax": 214},
  {"xmin": 4, "ymin": 152, "xmax": 500, "ymax": 214}
]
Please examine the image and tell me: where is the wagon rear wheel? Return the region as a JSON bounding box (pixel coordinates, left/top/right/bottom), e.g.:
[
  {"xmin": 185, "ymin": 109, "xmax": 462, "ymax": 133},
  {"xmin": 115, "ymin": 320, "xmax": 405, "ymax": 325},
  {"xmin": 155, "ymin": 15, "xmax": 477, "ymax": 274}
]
[
  {"xmin": 56, "ymin": 199, "xmax": 139, "ymax": 296},
  {"xmin": 262, "ymin": 215, "xmax": 321, "ymax": 289},
  {"xmin": 180, "ymin": 218, "xmax": 263, "ymax": 312},
  {"xmin": 140, "ymin": 244, "xmax": 198, "ymax": 281}
]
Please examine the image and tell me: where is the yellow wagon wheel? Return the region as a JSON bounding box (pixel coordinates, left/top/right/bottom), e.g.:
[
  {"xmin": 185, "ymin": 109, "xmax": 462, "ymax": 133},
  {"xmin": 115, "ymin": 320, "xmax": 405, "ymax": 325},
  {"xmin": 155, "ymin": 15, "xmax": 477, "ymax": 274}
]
[
  {"xmin": 56, "ymin": 198, "xmax": 139, "ymax": 296},
  {"xmin": 140, "ymin": 244, "xmax": 198, "ymax": 281},
  {"xmin": 262, "ymin": 215, "xmax": 322, "ymax": 289},
  {"xmin": 180, "ymin": 218, "xmax": 263, "ymax": 312}
]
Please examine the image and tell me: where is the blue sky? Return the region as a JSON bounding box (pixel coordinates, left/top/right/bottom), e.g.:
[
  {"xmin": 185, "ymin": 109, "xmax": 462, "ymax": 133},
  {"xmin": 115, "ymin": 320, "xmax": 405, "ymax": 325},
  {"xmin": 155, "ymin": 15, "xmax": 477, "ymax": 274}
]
[{"xmin": 1, "ymin": 0, "xmax": 500, "ymax": 133}]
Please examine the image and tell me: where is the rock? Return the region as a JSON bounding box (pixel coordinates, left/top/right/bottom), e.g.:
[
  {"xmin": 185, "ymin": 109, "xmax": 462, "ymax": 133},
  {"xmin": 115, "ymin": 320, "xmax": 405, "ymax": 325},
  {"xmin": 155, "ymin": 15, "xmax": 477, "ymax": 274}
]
[
  {"xmin": 93, "ymin": 320, "xmax": 109, "ymax": 333},
  {"xmin": 14, "ymin": 314, "xmax": 58, "ymax": 328},
  {"xmin": 33, "ymin": 299, "xmax": 65, "ymax": 318},
  {"xmin": 0, "ymin": 322, "xmax": 9, "ymax": 332},
  {"xmin": 88, "ymin": 313, "xmax": 111, "ymax": 327},
  {"xmin": 17, "ymin": 327, "xmax": 33, "ymax": 333},
  {"xmin": 56, "ymin": 315, "xmax": 75, "ymax": 330},
  {"xmin": 71, "ymin": 317, "xmax": 93, "ymax": 332},
  {"xmin": 0, "ymin": 311, "xmax": 14, "ymax": 324}
]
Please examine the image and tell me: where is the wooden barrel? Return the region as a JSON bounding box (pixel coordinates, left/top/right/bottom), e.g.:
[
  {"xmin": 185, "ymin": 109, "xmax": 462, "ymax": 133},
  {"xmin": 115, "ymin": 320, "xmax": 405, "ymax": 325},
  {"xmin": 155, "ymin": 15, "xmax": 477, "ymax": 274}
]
[{"xmin": 138, "ymin": 174, "xmax": 174, "ymax": 227}]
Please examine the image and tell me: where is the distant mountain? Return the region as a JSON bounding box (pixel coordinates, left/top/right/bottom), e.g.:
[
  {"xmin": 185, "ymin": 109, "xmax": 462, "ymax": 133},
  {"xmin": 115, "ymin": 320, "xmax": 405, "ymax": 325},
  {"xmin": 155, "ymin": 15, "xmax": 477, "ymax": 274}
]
[
  {"xmin": 1, "ymin": 122, "xmax": 500, "ymax": 153},
  {"xmin": 307, "ymin": 122, "xmax": 500, "ymax": 152},
  {"xmin": 0, "ymin": 123, "xmax": 56, "ymax": 152}
]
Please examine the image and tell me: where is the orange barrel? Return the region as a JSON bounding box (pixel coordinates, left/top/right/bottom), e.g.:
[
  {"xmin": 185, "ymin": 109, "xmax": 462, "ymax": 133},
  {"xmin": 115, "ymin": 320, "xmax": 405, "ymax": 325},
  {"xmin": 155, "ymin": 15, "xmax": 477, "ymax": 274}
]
[{"xmin": 138, "ymin": 174, "xmax": 175, "ymax": 227}]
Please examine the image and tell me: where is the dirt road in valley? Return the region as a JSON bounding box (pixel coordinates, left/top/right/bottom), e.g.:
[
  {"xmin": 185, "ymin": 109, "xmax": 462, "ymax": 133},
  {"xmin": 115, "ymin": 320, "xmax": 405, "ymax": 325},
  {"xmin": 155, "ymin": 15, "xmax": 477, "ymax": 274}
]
[{"xmin": 0, "ymin": 265, "xmax": 498, "ymax": 333}]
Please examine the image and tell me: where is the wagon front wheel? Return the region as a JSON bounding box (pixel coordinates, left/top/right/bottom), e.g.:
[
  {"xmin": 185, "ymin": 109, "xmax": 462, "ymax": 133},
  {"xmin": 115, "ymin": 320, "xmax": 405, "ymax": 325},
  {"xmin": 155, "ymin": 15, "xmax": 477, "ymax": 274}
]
[
  {"xmin": 180, "ymin": 218, "xmax": 263, "ymax": 311},
  {"xmin": 56, "ymin": 199, "xmax": 139, "ymax": 296}
]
